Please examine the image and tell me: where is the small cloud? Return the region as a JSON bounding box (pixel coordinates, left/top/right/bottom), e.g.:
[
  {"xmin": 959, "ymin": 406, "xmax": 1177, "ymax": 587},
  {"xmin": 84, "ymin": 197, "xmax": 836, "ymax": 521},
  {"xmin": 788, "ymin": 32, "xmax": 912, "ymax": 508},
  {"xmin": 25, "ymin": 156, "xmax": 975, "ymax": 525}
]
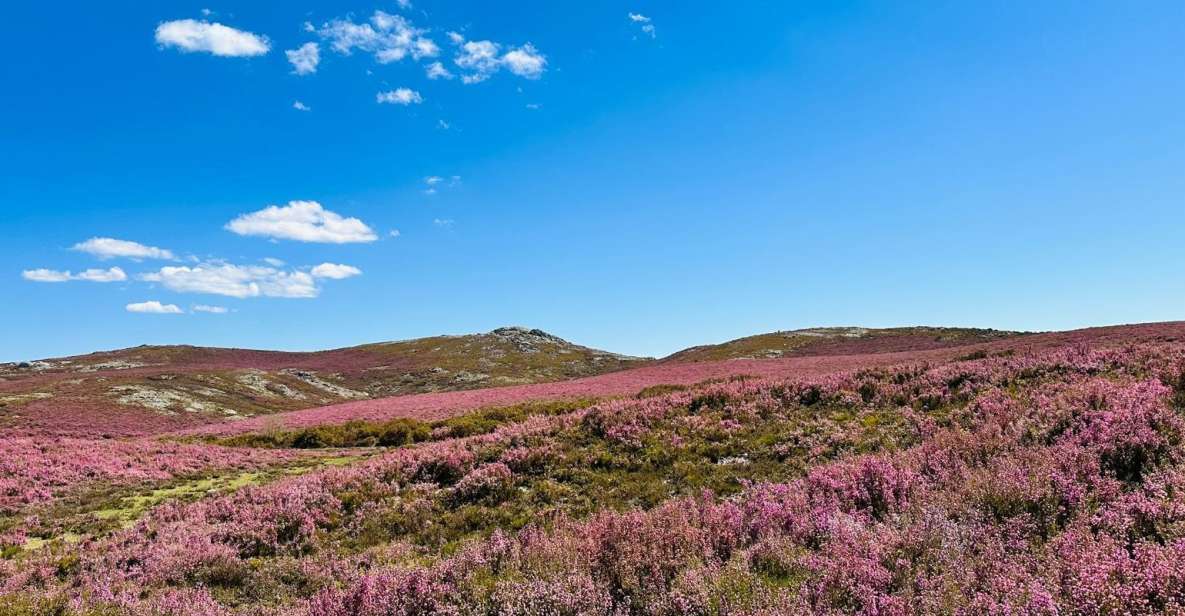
[
  {"xmin": 226, "ymin": 200, "xmax": 377, "ymax": 244},
  {"xmin": 437, "ymin": 119, "xmax": 451, "ymax": 130},
  {"xmin": 628, "ymin": 13, "xmax": 656, "ymax": 38},
  {"xmin": 423, "ymin": 175, "xmax": 461, "ymax": 195},
  {"xmin": 127, "ymin": 301, "xmax": 184, "ymax": 314},
  {"xmin": 201, "ymin": 8, "xmax": 213, "ymax": 16},
  {"xmin": 389, "ymin": 229, "xmax": 401, "ymax": 238},
  {"xmin": 376, "ymin": 88, "xmax": 423, "ymax": 105},
  {"xmin": 396, "ymin": 0, "xmax": 412, "ymax": 8},
  {"xmin": 433, "ymin": 218, "xmax": 454, "ymax": 227},
  {"xmin": 425, "ymin": 61, "xmax": 453, "ymax": 80},
  {"xmin": 286, "ymin": 42, "xmax": 320, "ymax": 75},
  {"xmin": 155, "ymin": 19, "xmax": 270, "ymax": 57},
  {"xmin": 502, "ymin": 44, "xmax": 546, "ymax": 79},
  {"xmin": 451, "ymin": 36, "xmax": 547, "ymax": 83},
  {"xmin": 446, "ymin": 31, "xmax": 465, "ymax": 45},
  {"xmin": 525, "ymin": 103, "xmax": 541, "ymax": 110},
  {"xmin": 310, "ymin": 263, "xmax": 362, "ymax": 279},
  {"xmin": 193, "ymin": 304, "xmax": 229, "ymax": 314},
  {"xmin": 262, "ymin": 257, "xmax": 285, "ymax": 267},
  {"xmin": 22, "ymin": 267, "xmax": 127, "ymax": 283},
  {"xmin": 293, "ymin": 100, "xmax": 312, "ymax": 111},
  {"xmin": 73, "ymin": 237, "xmax": 174, "ymax": 260}
]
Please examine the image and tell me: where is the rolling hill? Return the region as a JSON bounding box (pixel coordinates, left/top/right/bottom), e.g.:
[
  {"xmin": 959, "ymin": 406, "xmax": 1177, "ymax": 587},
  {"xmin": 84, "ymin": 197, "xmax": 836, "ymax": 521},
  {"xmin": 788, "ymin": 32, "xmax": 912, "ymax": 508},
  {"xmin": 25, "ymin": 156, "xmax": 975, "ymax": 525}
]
[{"xmin": 0, "ymin": 326, "xmax": 649, "ymax": 435}]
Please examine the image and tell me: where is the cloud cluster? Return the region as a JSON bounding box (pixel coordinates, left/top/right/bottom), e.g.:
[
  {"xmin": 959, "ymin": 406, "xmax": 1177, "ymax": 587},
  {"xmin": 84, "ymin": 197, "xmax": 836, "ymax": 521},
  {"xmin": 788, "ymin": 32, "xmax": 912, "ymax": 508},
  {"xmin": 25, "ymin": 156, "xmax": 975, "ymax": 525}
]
[
  {"xmin": 126, "ymin": 301, "xmax": 183, "ymax": 314},
  {"xmin": 316, "ymin": 11, "xmax": 438, "ymax": 64},
  {"xmin": 225, "ymin": 200, "xmax": 378, "ymax": 243},
  {"xmin": 23, "ymin": 267, "xmax": 127, "ymax": 283},
  {"xmin": 73, "ymin": 238, "xmax": 174, "ymax": 260},
  {"xmin": 377, "ymin": 88, "xmax": 423, "ymax": 105},
  {"xmin": 286, "ymin": 42, "xmax": 320, "ymax": 75},
  {"xmin": 155, "ymin": 19, "xmax": 270, "ymax": 57},
  {"xmin": 450, "ymin": 34, "xmax": 546, "ymax": 83}
]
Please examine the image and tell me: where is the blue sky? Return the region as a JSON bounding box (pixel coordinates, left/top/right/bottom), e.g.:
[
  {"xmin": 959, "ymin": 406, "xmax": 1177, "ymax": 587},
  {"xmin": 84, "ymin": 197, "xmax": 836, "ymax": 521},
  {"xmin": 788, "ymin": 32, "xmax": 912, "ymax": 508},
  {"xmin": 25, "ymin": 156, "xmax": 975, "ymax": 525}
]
[{"xmin": 2, "ymin": 2, "xmax": 1184, "ymax": 362}]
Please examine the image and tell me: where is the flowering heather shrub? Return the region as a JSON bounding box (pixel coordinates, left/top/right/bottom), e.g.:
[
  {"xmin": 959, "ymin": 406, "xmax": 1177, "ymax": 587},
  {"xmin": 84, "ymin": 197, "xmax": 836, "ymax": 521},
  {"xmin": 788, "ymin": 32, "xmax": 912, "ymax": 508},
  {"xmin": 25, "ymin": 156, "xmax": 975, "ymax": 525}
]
[
  {"xmin": 4, "ymin": 331, "xmax": 1185, "ymax": 614},
  {"xmin": 0, "ymin": 433, "xmax": 303, "ymax": 514}
]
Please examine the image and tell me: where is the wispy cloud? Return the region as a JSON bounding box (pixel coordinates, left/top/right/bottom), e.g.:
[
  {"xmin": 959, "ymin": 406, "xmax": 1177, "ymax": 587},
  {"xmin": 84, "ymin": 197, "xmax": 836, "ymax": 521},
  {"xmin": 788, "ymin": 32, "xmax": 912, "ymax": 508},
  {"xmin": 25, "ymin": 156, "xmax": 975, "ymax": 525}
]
[
  {"xmin": 225, "ymin": 200, "xmax": 377, "ymax": 243},
  {"xmin": 155, "ymin": 19, "xmax": 270, "ymax": 57},
  {"xmin": 310, "ymin": 263, "xmax": 362, "ymax": 279},
  {"xmin": 126, "ymin": 301, "xmax": 183, "ymax": 314},
  {"xmin": 192, "ymin": 304, "xmax": 229, "ymax": 314},
  {"xmin": 22, "ymin": 267, "xmax": 127, "ymax": 283},
  {"xmin": 433, "ymin": 218, "xmax": 455, "ymax": 227},
  {"xmin": 628, "ymin": 13, "xmax": 656, "ymax": 38},
  {"xmin": 72, "ymin": 238, "xmax": 174, "ymax": 260},
  {"xmin": 376, "ymin": 88, "xmax": 423, "ymax": 105},
  {"xmin": 425, "ymin": 61, "xmax": 453, "ymax": 80},
  {"xmin": 293, "ymin": 100, "xmax": 311, "ymax": 111},
  {"xmin": 286, "ymin": 42, "xmax": 320, "ymax": 74}
]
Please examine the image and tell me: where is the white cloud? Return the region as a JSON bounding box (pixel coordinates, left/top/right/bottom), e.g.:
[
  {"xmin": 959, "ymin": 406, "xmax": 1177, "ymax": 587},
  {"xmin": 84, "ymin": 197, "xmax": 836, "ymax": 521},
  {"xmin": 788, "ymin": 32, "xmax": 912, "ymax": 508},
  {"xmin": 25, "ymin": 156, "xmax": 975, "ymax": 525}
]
[
  {"xmin": 316, "ymin": 11, "xmax": 437, "ymax": 65},
  {"xmin": 193, "ymin": 304, "xmax": 229, "ymax": 314},
  {"xmin": 455, "ymin": 39, "xmax": 501, "ymax": 83},
  {"xmin": 433, "ymin": 218, "xmax": 454, "ymax": 227},
  {"xmin": 526, "ymin": 103, "xmax": 541, "ymax": 110},
  {"xmin": 262, "ymin": 257, "xmax": 285, "ymax": 267},
  {"xmin": 451, "ymin": 36, "xmax": 546, "ymax": 83},
  {"xmin": 425, "ymin": 61, "xmax": 453, "ymax": 80},
  {"xmin": 396, "ymin": 0, "xmax": 412, "ymax": 8},
  {"xmin": 425, "ymin": 175, "xmax": 443, "ymax": 185},
  {"xmin": 436, "ymin": 119, "xmax": 451, "ymax": 130},
  {"xmin": 144, "ymin": 263, "xmax": 319, "ymax": 299},
  {"xmin": 447, "ymin": 31, "xmax": 465, "ymax": 45},
  {"xmin": 628, "ymin": 13, "xmax": 656, "ymax": 38},
  {"xmin": 503, "ymin": 44, "xmax": 546, "ymax": 79},
  {"xmin": 377, "ymin": 88, "xmax": 423, "ymax": 105},
  {"xmin": 310, "ymin": 263, "xmax": 362, "ymax": 279},
  {"xmin": 76, "ymin": 268, "xmax": 129, "ymax": 282},
  {"xmin": 127, "ymin": 301, "xmax": 184, "ymax": 314},
  {"xmin": 293, "ymin": 100, "xmax": 311, "ymax": 111},
  {"xmin": 155, "ymin": 19, "xmax": 270, "ymax": 57},
  {"xmin": 389, "ymin": 229, "xmax": 401, "ymax": 238},
  {"xmin": 73, "ymin": 237, "xmax": 174, "ymax": 260},
  {"xmin": 22, "ymin": 267, "xmax": 127, "ymax": 283},
  {"xmin": 226, "ymin": 200, "xmax": 377, "ymax": 243},
  {"xmin": 286, "ymin": 42, "xmax": 320, "ymax": 74}
]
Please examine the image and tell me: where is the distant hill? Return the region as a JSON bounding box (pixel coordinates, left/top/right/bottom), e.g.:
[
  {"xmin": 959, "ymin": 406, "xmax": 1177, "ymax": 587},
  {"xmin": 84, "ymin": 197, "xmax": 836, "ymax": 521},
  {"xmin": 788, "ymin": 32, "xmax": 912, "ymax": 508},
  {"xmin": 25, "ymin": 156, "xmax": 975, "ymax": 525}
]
[
  {"xmin": 0, "ymin": 327, "xmax": 649, "ymax": 434},
  {"xmin": 663, "ymin": 326, "xmax": 1026, "ymax": 363}
]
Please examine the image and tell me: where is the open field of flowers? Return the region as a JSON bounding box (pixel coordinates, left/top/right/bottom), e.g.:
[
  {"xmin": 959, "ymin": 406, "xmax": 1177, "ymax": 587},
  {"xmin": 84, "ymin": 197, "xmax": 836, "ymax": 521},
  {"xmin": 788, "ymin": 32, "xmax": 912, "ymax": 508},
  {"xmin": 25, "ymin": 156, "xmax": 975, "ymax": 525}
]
[{"xmin": 3, "ymin": 323, "xmax": 1185, "ymax": 614}]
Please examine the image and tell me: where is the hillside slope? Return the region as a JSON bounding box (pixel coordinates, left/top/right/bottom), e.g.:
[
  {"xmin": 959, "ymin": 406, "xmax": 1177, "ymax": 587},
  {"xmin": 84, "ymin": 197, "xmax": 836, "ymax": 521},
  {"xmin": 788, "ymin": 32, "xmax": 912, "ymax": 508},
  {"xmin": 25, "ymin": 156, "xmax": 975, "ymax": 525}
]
[
  {"xmin": 0, "ymin": 327, "xmax": 648, "ymax": 435},
  {"xmin": 664, "ymin": 326, "xmax": 1025, "ymax": 363}
]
